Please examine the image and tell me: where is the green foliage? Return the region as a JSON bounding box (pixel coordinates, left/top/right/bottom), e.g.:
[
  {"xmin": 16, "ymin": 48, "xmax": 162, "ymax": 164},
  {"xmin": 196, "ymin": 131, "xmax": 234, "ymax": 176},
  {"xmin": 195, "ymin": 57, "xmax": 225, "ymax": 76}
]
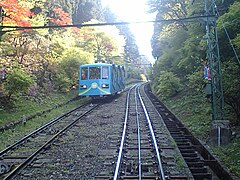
[
  {"xmin": 126, "ymin": 65, "xmax": 143, "ymax": 80},
  {"xmin": 215, "ymin": 1, "xmax": 240, "ymax": 121},
  {"xmin": 78, "ymin": 21, "xmax": 125, "ymax": 62},
  {"xmin": 59, "ymin": 48, "xmax": 90, "ymax": 85},
  {"xmin": 3, "ymin": 68, "xmax": 35, "ymax": 98},
  {"xmin": 151, "ymin": 0, "xmax": 240, "ymax": 123},
  {"xmin": 233, "ymin": 33, "xmax": 240, "ymax": 51},
  {"xmin": 213, "ymin": 138, "xmax": 240, "ymax": 177},
  {"xmin": 222, "ymin": 60, "xmax": 240, "ymax": 121},
  {"xmin": 217, "ymin": 1, "xmax": 240, "ymax": 60},
  {"xmin": 154, "ymin": 71, "xmax": 182, "ymax": 99},
  {"xmin": 186, "ymin": 70, "xmax": 206, "ymax": 93},
  {"xmin": 54, "ymin": 71, "xmax": 72, "ymax": 92},
  {"xmin": 160, "ymin": 87, "xmax": 212, "ymax": 138}
]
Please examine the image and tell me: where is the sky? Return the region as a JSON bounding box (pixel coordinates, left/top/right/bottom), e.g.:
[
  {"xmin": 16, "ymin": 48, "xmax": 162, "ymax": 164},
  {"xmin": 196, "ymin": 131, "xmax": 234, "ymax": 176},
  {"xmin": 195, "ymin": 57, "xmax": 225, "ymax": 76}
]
[{"xmin": 101, "ymin": 0, "xmax": 156, "ymax": 64}]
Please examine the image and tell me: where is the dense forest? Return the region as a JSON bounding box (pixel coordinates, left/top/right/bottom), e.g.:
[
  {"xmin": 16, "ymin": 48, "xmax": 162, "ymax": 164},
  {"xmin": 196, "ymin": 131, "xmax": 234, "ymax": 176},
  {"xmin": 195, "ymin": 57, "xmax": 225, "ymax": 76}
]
[
  {"xmin": 149, "ymin": 0, "xmax": 240, "ymax": 124},
  {"xmin": 0, "ymin": 0, "xmax": 144, "ymax": 108}
]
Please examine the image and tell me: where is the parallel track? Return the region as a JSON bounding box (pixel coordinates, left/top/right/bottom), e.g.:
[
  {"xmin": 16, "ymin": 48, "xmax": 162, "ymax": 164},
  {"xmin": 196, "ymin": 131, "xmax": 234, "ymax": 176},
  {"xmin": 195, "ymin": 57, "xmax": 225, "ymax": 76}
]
[{"xmin": 0, "ymin": 102, "xmax": 101, "ymax": 179}]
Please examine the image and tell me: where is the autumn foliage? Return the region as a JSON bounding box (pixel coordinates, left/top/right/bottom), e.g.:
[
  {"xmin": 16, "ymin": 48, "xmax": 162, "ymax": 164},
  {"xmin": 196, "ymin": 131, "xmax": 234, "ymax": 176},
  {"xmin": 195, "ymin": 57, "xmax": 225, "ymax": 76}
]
[
  {"xmin": 49, "ymin": 8, "xmax": 72, "ymax": 25},
  {"xmin": 0, "ymin": 0, "xmax": 72, "ymax": 27},
  {"xmin": 0, "ymin": 0, "xmax": 33, "ymax": 26}
]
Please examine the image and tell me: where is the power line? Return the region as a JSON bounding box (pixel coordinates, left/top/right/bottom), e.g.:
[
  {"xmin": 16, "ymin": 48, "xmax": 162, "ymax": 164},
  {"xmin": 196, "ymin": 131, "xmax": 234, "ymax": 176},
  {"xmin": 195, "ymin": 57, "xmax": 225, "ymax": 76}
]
[{"xmin": 0, "ymin": 15, "xmax": 215, "ymax": 32}]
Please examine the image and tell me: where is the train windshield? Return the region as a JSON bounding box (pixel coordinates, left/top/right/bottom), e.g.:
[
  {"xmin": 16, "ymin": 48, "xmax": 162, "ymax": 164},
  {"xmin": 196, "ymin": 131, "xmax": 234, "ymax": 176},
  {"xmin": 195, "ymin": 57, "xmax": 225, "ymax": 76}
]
[
  {"xmin": 89, "ymin": 67, "xmax": 101, "ymax": 79},
  {"xmin": 81, "ymin": 67, "xmax": 88, "ymax": 80},
  {"xmin": 102, "ymin": 66, "xmax": 109, "ymax": 79}
]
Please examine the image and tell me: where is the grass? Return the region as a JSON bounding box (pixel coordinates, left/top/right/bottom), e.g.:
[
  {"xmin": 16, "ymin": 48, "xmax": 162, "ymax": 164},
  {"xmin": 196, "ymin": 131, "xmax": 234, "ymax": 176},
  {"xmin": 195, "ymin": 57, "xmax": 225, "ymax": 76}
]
[
  {"xmin": 213, "ymin": 139, "xmax": 240, "ymax": 177},
  {"xmin": 0, "ymin": 90, "xmax": 78, "ymax": 126},
  {"xmin": 163, "ymin": 91, "xmax": 212, "ymax": 140},
  {"xmin": 0, "ymin": 90, "xmax": 89, "ymax": 151}
]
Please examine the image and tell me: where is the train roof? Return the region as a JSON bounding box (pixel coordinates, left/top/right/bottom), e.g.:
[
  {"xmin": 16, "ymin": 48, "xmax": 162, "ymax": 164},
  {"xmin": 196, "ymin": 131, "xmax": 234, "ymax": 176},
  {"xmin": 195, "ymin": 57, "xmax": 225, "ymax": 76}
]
[{"xmin": 80, "ymin": 63, "xmax": 124, "ymax": 68}]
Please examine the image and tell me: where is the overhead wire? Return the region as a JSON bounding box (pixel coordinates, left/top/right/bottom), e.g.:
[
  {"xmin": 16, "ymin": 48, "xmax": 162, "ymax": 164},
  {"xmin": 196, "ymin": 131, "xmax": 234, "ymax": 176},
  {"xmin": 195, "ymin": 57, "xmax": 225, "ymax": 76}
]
[{"xmin": 0, "ymin": 15, "xmax": 214, "ymax": 31}]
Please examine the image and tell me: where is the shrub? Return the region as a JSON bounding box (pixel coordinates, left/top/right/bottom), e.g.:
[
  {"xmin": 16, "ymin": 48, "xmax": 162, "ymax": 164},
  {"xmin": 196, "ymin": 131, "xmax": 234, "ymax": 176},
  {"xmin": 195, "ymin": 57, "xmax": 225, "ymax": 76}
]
[
  {"xmin": 3, "ymin": 68, "xmax": 35, "ymax": 99},
  {"xmin": 54, "ymin": 72, "xmax": 72, "ymax": 92},
  {"xmin": 154, "ymin": 71, "xmax": 182, "ymax": 99}
]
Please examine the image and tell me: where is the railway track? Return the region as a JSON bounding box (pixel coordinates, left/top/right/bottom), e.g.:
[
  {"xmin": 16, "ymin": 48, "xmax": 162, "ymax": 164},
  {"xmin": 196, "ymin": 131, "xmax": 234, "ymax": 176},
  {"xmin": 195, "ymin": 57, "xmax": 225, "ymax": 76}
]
[
  {"xmin": 96, "ymin": 83, "xmax": 193, "ymax": 179},
  {"xmin": 0, "ymin": 101, "xmax": 101, "ymax": 179},
  {"xmin": 0, "ymin": 83, "xmax": 235, "ymax": 179}
]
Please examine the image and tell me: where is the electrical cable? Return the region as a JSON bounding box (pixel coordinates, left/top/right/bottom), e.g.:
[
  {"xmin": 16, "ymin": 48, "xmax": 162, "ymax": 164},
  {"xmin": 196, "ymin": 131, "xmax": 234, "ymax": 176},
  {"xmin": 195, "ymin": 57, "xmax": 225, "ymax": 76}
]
[{"xmin": 0, "ymin": 15, "xmax": 214, "ymax": 31}]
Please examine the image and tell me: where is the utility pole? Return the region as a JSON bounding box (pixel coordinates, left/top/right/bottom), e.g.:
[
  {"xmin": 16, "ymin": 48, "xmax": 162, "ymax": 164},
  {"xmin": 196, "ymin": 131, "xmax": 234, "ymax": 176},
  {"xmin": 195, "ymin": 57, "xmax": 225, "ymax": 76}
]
[
  {"xmin": 205, "ymin": 0, "xmax": 224, "ymax": 122},
  {"xmin": 0, "ymin": 6, "xmax": 4, "ymax": 39},
  {"xmin": 204, "ymin": 0, "xmax": 230, "ymax": 146},
  {"xmin": 0, "ymin": 6, "xmax": 7, "ymax": 41}
]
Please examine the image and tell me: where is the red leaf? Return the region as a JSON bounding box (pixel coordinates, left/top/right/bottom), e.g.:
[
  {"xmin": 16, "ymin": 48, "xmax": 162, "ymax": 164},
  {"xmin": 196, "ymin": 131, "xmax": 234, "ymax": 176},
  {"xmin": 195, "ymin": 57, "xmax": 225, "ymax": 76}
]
[
  {"xmin": 49, "ymin": 8, "xmax": 71, "ymax": 25},
  {"xmin": 0, "ymin": 0, "xmax": 33, "ymax": 27}
]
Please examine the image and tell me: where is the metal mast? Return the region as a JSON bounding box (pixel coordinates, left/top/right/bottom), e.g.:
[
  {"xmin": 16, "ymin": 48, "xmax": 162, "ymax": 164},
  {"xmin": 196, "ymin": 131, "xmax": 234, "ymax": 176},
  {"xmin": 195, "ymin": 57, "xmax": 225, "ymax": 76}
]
[{"xmin": 204, "ymin": 0, "xmax": 225, "ymax": 121}]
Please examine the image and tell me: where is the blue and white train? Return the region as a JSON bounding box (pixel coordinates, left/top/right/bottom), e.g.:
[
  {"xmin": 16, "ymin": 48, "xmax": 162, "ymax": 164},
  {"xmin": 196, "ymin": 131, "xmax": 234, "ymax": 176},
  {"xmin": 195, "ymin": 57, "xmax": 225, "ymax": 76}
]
[{"xmin": 78, "ymin": 63, "xmax": 125, "ymax": 97}]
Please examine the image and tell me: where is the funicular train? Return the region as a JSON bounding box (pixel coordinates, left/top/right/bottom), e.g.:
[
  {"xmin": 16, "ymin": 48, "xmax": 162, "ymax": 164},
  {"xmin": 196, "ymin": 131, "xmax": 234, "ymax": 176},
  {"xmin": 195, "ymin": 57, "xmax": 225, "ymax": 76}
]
[{"xmin": 78, "ymin": 63, "xmax": 125, "ymax": 97}]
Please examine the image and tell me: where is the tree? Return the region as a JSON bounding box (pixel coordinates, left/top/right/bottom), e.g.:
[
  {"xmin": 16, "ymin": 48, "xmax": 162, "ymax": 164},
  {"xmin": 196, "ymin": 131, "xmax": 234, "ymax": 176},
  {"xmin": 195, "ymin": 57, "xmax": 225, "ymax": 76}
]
[
  {"xmin": 72, "ymin": 0, "xmax": 104, "ymax": 24},
  {"xmin": 222, "ymin": 61, "xmax": 240, "ymax": 122},
  {"xmin": 216, "ymin": 1, "xmax": 240, "ymax": 122},
  {"xmin": 103, "ymin": 7, "xmax": 141, "ymax": 65},
  {"xmin": 0, "ymin": 0, "xmax": 33, "ymax": 26},
  {"xmin": 59, "ymin": 48, "xmax": 92, "ymax": 86},
  {"xmin": 78, "ymin": 20, "xmax": 125, "ymax": 62}
]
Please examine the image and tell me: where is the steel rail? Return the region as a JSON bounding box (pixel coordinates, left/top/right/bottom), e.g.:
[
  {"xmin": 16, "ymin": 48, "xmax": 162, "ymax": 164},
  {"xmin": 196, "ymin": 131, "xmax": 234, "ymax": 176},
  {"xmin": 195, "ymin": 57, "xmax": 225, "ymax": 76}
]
[
  {"xmin": 137, "ymin": 85, "xmax": 165, "ymax": 180},
  {"xmin": 3, "ymin": 103, "xmax": 101, "ymax": 180},
  {"xmin": 113, "ymin": 85, "xmax": 136, "ymax": 180},
  {"xmin": 135, "ymin": 85, "xmax": 142, "ymax": 179},
  {"xmin": 0, "ymin": 104, "xmax": 87, "ymax": 157}
]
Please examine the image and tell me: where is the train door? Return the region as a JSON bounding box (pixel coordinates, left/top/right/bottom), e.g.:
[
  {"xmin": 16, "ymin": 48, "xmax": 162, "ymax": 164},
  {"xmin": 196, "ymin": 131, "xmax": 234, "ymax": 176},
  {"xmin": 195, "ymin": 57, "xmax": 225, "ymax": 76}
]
[{"xmin": 112, "ymin": 65, "xmax": 117, "ymax": 92}]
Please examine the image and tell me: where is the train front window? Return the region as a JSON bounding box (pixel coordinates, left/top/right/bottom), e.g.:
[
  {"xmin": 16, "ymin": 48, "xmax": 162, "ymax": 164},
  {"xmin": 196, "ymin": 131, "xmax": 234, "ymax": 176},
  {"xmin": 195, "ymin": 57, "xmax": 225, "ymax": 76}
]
[
  {"xmin": 89, "ymin": 67, "xmax": 101, "ymax": 79},
  {"xmin": 102, "ymin": 66, "xmax": 109, "ymax": 79},
  {"xmin": 81, "ymin": 67, "xmax": 88, "ymax": 80}
]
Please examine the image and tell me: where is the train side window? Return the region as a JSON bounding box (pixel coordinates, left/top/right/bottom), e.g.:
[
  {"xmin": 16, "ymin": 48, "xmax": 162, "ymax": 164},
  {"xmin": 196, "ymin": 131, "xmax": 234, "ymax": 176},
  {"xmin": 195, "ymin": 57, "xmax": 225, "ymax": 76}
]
[
  {"xmin": 102, "ymin": 66, "xmax": 109, "ymax": 79},
  {"xmin": 89, "ymin": 67, "xmax": 101, "ymax": 79},
  {"xmin": 81, "ymin": 68, "xmax": 88, "ymax": 80}
]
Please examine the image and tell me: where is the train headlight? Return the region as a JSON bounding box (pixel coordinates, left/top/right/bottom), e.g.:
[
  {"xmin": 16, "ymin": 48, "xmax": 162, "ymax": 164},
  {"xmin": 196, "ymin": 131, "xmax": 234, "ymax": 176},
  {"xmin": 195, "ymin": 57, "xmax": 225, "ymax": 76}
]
[
  {"xmin": 102, "ymin": 84, "xmax": 109, "ymax": 88},
  {"xmin": 80, "ymin": 85, "xmax": 87, "ymax": 89}
]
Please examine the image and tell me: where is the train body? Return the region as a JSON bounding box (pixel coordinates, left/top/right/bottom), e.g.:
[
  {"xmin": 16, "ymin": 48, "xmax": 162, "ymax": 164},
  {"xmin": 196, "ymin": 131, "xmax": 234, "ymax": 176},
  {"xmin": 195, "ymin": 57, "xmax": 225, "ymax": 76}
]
[{"xmin": 78, "ymin": 63, "xmax": 125, "ymax": 97}]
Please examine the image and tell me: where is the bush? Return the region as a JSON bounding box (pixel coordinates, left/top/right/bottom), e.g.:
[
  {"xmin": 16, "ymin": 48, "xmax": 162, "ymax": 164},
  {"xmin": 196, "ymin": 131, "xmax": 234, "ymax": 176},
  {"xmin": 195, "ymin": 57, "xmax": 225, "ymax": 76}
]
[
  {"xmin": 186, "ymin": 70, "xmax": 206, "ymax": 93},
  {"xmin": 154, "ymin": 71, "xmax": 182, "ymax": 99},
  {"xmin": 3, "ymin": 68, "xmax": 35, "ymax": 99},
  {"xmin": 54, "ymin": 72, "xmax": 72, "ymax": 92}
]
